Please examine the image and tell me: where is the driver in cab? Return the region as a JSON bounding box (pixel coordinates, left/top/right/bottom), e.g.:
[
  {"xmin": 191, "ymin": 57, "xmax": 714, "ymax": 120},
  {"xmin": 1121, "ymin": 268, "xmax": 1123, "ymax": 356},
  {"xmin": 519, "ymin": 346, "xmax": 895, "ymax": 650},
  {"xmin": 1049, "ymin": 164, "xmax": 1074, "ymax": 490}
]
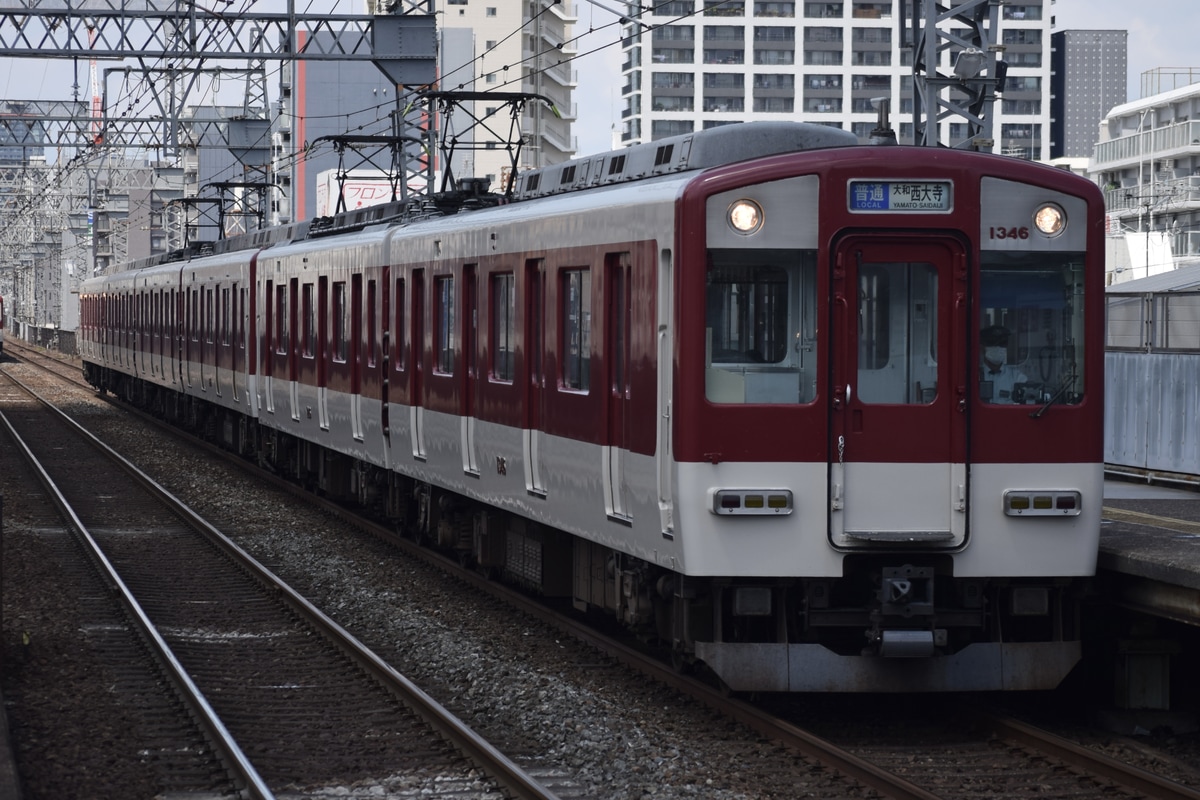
[{"xmin": 979, "ymin": 324, "xmax": 1028, "ymax": 404}]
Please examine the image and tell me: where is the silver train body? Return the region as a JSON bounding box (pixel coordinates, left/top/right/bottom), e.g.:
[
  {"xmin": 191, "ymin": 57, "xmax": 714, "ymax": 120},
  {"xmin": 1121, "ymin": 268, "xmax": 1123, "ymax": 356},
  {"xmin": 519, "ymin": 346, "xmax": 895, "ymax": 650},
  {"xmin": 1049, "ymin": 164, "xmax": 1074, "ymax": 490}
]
[{"xmin": 80, "ymin": 122, "xmax": 1107, "ymax": 692}]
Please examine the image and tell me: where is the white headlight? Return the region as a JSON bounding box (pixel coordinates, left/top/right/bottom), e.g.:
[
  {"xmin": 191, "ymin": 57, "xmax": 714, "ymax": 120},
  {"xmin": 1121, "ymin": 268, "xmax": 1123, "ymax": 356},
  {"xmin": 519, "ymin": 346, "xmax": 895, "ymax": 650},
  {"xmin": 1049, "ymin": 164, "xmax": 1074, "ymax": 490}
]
[
  {"xmin": 1033, "ymin": 203, "xmax": 1066, "ymax": 236},
  {"xmin": 728, "ymin": 199, "xmax": 763, "ymax": 234}
]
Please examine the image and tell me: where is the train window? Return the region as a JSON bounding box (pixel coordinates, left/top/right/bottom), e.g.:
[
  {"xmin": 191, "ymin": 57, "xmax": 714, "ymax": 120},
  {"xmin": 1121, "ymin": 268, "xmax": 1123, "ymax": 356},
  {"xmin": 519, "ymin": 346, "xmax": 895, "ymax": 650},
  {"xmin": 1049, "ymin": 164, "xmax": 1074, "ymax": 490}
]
[
  {"xmin": 561, "ymin": 268, "xmax": 591, "ymax": 391},
  {"xmin": 191, "ymin": 291, "xmax": 199, "ymax": 342},
  {"xmin": 979, "ymin": 253, "xmax": 1086, "ymax": 406},
  {"xmin": 706, "ymin": 248, "xmax": 817, "ymax": 404},
  {"xmin": 491, "ymin": 272, "xmax": 516, "ymax": 382},
  {"xmin": 394, "ymin": 277, "xmax": 406, "ymax": 372},
  {"xmin": 855, "ymin": 261, "xmax": 937, "ymax": 405},
  {"xmin": 302, "ymin": 283, "xmax": 315, "ymax": 358},
  {"xmin": 222, "ymin": 288, "xmax": 231, "ymax": 346},
  {"xmin": 276, "ymin": 284, "xmax": 287, "ymax": 354},
  {"xmin": 435, "ymin": 276, "xmax": 455, "ymax": 375},
  {"xmin": 333, "ymin": 281, "xmax": 348, "ymax": 363}
]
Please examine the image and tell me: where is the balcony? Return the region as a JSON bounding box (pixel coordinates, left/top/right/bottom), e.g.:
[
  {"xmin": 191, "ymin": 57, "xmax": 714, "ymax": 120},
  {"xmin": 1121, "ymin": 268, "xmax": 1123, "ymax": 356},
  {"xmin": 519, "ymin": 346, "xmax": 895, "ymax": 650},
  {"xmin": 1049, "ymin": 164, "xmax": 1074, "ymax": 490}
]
[
  {"xmin": 1093, "ymin": 121, "xmax": 1200, "ymax": 171},
  {"xmin": 1104, "ymin": 175, "xmax": 1200, "ymax": 218}
]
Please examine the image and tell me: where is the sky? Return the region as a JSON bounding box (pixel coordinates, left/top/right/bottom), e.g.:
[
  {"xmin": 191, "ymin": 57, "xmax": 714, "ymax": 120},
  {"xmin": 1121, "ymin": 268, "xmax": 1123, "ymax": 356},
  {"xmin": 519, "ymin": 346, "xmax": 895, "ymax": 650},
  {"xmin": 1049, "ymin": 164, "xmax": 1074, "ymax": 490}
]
[{"xmin": 569, "ymin": 0, "xmax": 1200, "ymax": 156}]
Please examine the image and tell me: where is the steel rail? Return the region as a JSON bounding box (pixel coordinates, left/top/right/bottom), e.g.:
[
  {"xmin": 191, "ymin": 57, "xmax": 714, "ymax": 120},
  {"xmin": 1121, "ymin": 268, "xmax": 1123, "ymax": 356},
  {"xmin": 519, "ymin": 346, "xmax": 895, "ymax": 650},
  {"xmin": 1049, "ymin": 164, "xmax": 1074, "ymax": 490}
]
[
  {"xmin": 974, "ymin": 711, "xmax": 1200, "ymax": 800},
  {"xmin": 0, "ymin": 370, "xmax": 276, "ymax": 800},
  {"xmin": 0, "ymin": 365, "xmax": 562, "ymax": 800}
]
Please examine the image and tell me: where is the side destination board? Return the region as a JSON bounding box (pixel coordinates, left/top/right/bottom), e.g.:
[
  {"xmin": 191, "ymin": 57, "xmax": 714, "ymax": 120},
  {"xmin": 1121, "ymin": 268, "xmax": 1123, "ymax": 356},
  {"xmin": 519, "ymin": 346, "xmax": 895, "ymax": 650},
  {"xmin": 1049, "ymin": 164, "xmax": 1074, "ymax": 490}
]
[{"xmin": 848, "ymin": 180, "xmax": 953, "ymax": 213}]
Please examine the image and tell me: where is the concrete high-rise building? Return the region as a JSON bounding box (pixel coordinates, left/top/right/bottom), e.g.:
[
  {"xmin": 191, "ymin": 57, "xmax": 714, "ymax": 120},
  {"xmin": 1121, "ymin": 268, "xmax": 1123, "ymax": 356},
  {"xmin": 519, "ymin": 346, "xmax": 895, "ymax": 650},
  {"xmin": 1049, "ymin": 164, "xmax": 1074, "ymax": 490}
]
[
  {"xmin": 620, "ymin": 0, "xmax": 1051, "ymax": 158},
  {"xmin": 437, "ymin": 0, "xmax": 579, "ymax": 188},
  {"xmin": 1049, "ymin": 29, "xmax": 1127, "ymax": 160}
]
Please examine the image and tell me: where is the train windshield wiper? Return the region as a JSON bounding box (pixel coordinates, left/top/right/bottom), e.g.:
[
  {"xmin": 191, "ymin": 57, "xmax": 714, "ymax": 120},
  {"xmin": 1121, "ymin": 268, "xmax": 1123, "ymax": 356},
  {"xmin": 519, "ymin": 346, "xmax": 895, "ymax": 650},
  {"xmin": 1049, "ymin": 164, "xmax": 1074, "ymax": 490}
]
[{"xmin": 1029, "ymin": 371, "xmax": 1077, "ymax": 419}]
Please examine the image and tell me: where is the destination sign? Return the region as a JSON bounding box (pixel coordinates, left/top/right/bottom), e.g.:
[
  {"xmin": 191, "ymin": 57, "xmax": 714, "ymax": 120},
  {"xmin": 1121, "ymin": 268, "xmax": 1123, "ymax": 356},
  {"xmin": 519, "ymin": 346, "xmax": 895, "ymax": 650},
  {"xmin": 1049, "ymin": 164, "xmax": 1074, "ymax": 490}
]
[{"xmin": 848, "ymin": 180, "xmax": 953, "ymax": 213}]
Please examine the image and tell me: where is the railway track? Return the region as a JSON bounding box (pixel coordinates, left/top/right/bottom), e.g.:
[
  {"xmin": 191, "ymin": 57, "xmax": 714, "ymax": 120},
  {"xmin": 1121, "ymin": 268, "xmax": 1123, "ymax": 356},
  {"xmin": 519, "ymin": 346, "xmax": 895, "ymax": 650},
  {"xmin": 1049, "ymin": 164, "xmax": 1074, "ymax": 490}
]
[
  {"xmin": 5, "ymin": 343, "xmax": 1200, "ymax": 798},
  {"xmin": 0, "ymin": 362, "xmax": 563, "ymax": 799}
]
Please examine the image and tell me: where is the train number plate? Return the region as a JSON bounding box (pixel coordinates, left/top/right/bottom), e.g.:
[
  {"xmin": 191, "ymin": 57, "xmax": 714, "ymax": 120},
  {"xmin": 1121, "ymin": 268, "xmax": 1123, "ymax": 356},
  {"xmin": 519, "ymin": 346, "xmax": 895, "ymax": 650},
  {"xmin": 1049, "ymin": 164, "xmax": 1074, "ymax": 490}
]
[{"xmin": 848, "ymin": 180, "xmax": 953, "ymax": 213}]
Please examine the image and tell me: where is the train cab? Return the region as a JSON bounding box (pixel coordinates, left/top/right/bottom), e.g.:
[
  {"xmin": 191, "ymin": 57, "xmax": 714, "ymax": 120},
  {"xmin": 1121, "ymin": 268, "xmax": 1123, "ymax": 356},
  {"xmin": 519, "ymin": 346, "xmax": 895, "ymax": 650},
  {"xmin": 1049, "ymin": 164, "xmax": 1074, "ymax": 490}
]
[{"xmin": 668, "ymin": 145, "xmax": 1105, "ymax": 691}]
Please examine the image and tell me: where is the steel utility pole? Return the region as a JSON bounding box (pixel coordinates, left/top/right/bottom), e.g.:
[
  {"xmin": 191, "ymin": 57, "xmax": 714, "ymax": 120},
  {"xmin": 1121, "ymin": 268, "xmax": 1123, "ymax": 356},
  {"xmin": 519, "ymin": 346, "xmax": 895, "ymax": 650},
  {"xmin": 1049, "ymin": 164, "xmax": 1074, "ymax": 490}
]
[{"xmin": 907, "ymin": 0, "xmax": 1006, "ymax": 150}]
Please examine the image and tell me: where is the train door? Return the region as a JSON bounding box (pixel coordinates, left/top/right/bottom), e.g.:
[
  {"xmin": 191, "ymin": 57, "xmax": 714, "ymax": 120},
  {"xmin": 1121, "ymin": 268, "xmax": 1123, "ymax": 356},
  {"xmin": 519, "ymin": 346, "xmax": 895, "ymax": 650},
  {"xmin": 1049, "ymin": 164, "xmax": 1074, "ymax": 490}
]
[
  {"xmin": 603, "ymin": 253, "xmax": 631, "ymax": 520},
  {"xmin": 524, "ymin": 258, "xmax": 547, "ymax": 496},
  {"xmin": 350, "ymin": 273, "xmax": 364, "ymax": 441},
  {"xmin": 461, "ymin": 264, "xmax": 479, "ymax": 475},
  {"xmin": 410, "ymin": 269, "xmax": 426, "ymax": 459},
  {"xmin": 289, "ymin": 278, "xmax": 300, "ymax": 421},
  {"xmin": 829, "ymin": 236, "xmax": 968, "ymax": 546}
]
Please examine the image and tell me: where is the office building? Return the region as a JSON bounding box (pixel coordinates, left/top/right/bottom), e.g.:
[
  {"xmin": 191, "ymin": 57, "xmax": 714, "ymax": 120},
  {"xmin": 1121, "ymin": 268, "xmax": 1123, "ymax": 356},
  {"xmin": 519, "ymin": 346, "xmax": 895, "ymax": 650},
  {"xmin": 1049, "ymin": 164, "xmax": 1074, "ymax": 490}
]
[{"xmin": 1049, "ymin": 29, "xmax": 1127, "ymax": 160}]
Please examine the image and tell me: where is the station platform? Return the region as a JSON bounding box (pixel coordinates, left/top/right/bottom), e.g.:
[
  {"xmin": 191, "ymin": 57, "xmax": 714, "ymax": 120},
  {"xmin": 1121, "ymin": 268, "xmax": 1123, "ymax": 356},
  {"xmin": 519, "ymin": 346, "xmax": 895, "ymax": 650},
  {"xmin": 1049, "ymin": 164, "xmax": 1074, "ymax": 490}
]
[{"xmin": 1101, "ymin": 478, "xmax": 1200, "ymax": 596}]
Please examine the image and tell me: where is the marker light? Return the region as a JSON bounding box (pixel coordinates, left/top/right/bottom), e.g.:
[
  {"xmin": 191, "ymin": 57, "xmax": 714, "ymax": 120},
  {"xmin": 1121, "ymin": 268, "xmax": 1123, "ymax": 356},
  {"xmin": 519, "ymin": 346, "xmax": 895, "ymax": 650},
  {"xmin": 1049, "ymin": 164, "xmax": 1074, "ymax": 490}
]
[
  {"xmin": 728, "ymin": 199, "xmax": 764, "ymax": 234},
  {"xmin": 1003, "ymin": 489, "xmax": 1082, "ymax": 517},
  {"xmin": 1033, "ymin": 203, "xmax": 1066, "ymax": 236},
  {"xmin": 712, "ymin": 489, "xmax": 793, "ymax": 515}
]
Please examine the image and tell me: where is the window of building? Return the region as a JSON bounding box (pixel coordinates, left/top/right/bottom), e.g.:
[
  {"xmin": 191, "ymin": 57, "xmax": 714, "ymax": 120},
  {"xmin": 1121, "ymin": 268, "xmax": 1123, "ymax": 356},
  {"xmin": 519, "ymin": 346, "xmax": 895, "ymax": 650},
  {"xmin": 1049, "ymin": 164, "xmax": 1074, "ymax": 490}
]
[
  {"xmin": 704, "ymin": 25, "xmax": 743, "ymax": 40},
  {"xmin": 851, "ymin": 1, "xmax": 891, "ymax": 18},
  {"xmin": 756, "ymin": 73, "xmax": 796, "ymax": 88},
  {"xmin": 1003, "ymin": 28, "xmax": 1042, "ymax": 45},
  {"xmin": 704, "ymin": 0, "xmax": 745, "ymax": 15},
  {"xmin": 1003, "ymin": 4, "xmax": 1042, "ymax": 20},
  {"xmin": 704, "ymin": 96, "xmax": 746, "ymax": 112},
  {"xmin": 561, "ymin": 269, "xmax": 591, "ymax": 391},
  {"xmin": 1001, "ymin": 99, "xmax": 1041, "ymax": 115},
  {"xmin": 852, "ymin": 26, "xmax": 891, "ymax": 44},
  {"xmin": 704, "ymin": 72, "xmax": 745, "ymax": 88},
  {"xmin": 755, "ymin": 49, "xmax": 795, "ymax": 65},
  {"xmin": 804, "ymin": 1, "xmax": 842, "ymax": 15},
  {"xmin": 653, "ymin": 95, "xmax": 695, "ymax": 111},
  {"xmin": 654, "ymin": 0, "xmax": 693, "ymax": 14},
  {"xmin": 486, "ymin": 6, "xmax": 496, "ymax": 16},
  {"xmin": 653, "ymin": 71, "xmax": 695, "ymax": 88},
  {"xmin": 653, "ymin": 48, "xmax": 696, "ymax": 63},
  {"xmin": 804, "ymin": 25, "xmax": 842, "ymax": 42},
  {"xmin": 753, "ymin": 26, "xmax": 794, "ymax": 40},
  {"xmin": 754, "ymin": 96, "xmax": 795, "ymax": 112},
  {"xmin": 805, "ymin": 97, "xmax": 842, "ymax": 112},
  {"xmin": 805, "ymin": 50, "xmax": 843, "ymax": 65},
  {"xmin": 704, "ymin": 48, "xmax": 745, "ymax": 64},
  {"xmin": 755, "ymin": 2, "xmax": 795, "ymax": 16},
  {"xmin": 851, "ymin": 50, "xmax": 891, "ymax": 66},
  {"xmin": 654, "ymin": 25, "xmax": 695, "ymax": 40}
]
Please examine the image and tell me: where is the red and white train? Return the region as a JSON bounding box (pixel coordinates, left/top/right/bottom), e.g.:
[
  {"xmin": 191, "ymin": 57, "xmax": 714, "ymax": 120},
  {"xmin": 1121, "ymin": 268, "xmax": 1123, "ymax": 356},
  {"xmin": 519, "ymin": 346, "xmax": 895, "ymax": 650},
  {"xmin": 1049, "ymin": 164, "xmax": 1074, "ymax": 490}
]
[{"xmin": 80, "ymin": 122, "xmax": 1106, "ymax": 692}]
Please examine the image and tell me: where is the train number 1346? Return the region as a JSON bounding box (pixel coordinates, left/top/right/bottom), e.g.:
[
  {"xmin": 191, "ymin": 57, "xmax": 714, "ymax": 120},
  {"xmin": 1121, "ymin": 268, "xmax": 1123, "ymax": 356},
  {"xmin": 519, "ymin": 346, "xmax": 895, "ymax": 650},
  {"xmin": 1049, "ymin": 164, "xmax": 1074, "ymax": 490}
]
[{"xmin": 989, "ymin": 226, "xmax": 1030, "ymax": 240}]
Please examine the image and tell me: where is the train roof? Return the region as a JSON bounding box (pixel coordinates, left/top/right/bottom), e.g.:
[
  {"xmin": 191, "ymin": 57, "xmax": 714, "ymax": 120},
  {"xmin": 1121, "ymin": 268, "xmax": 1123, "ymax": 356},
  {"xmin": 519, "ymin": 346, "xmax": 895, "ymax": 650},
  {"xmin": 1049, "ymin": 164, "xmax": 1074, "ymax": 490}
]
[
  {"xmin": 511, "ymin": 121, "xmax": 857, "ymax": 201},
  {"xmin": 97, "ymin": 122, "xmax": 860, "ymax": 275}
]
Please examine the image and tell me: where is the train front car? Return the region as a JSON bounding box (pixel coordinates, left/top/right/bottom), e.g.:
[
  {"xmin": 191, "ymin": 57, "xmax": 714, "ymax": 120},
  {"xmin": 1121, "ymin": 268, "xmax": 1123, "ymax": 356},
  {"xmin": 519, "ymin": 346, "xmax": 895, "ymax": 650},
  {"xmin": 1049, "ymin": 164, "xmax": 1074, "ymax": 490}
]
[{"xmin": 671, "ymin": 145, "xmax": 1105, "ymax": 692}]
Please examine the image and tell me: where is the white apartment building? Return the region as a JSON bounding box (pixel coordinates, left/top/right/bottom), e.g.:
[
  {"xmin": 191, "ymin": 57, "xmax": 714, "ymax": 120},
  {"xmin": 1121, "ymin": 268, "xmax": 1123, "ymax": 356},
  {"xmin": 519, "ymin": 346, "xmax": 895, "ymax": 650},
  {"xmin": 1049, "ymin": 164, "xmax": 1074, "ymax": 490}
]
[
  {"xmin": 1091, "ymin": 73, "xmax": 1200, "ymax": 282},
  {"xmin": 619, "ymin": 0, "xmax": 1050, "ymax": 157},
  {"xmin": 439, "ymin": 0, "xmax": 579, "ymax": 186}
]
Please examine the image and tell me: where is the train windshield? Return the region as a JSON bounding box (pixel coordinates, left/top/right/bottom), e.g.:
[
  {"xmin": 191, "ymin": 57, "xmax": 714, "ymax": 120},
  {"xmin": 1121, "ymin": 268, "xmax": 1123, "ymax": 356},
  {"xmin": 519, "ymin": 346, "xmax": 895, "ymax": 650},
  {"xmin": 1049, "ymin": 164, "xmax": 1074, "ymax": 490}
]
[
  {"xmin": 978, "ymin": 252, "xmax": 1086, "ymax": 407},
  {"xmin": 704, "ymin": 248, "xmax": 818, "ymax": 404}
]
